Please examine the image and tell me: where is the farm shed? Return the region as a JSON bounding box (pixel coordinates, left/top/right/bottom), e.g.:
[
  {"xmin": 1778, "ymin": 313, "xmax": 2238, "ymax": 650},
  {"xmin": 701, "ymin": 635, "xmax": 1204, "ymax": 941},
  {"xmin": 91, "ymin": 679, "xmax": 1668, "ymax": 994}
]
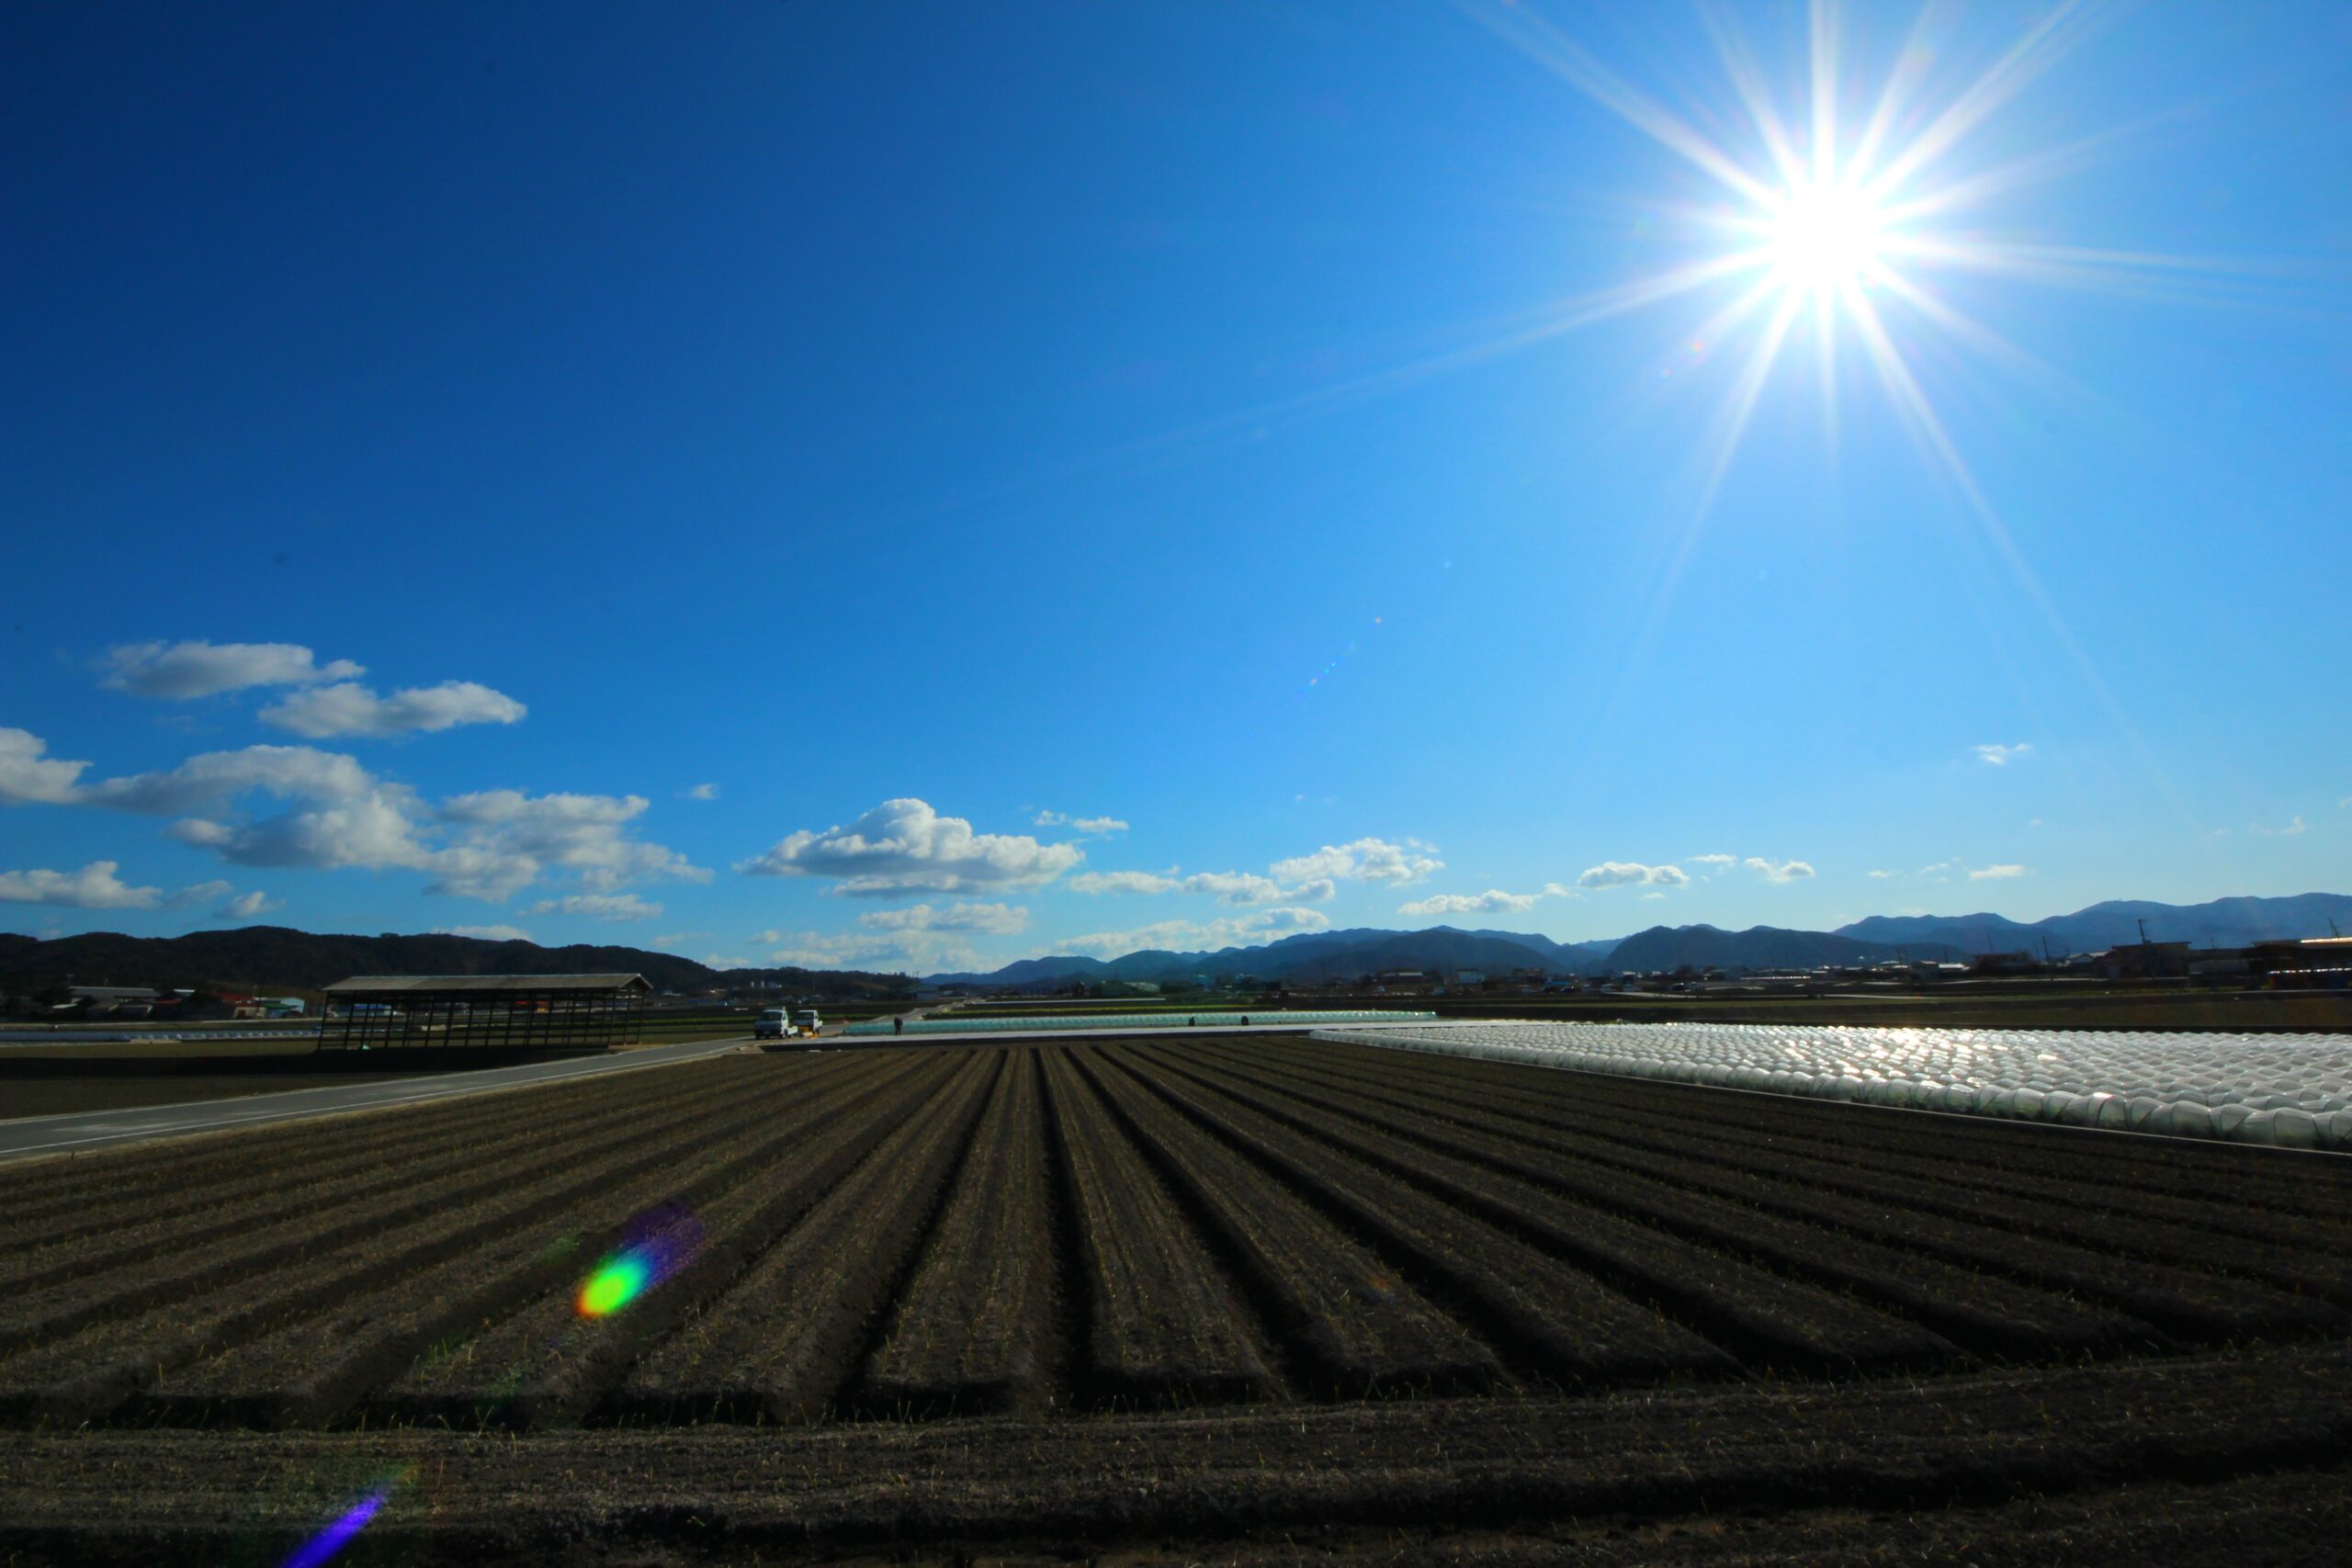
[{"xmin": 321, "ymin": 973, "xmax": 650, "ymax": 1055}]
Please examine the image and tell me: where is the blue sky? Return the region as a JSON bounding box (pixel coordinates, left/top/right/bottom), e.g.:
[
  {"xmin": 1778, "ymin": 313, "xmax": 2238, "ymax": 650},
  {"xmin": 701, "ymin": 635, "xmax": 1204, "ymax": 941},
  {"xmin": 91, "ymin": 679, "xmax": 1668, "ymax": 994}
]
[{"xmin": 4, "ymin": 1, "xmax": 2346, "ymax": 974}]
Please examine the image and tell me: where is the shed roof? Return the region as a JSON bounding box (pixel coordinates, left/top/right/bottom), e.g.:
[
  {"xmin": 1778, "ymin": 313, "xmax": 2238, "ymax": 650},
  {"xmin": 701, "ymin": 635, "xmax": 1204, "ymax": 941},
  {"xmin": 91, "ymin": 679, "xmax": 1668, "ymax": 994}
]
[{"xmin": 323, "ymin": 973, "xmax": 651, "ymax": 995}]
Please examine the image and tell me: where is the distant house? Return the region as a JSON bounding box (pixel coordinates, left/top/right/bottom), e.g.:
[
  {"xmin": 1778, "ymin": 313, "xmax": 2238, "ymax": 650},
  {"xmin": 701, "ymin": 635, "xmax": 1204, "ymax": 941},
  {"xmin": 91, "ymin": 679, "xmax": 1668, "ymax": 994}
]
[
  {"xmin": 66, "ymin": 986, "xmax": 160, "ymax": 1017},
  {"xmin": 2099, "ymin": 942, "xmax": 2193, "ymax": 980}
]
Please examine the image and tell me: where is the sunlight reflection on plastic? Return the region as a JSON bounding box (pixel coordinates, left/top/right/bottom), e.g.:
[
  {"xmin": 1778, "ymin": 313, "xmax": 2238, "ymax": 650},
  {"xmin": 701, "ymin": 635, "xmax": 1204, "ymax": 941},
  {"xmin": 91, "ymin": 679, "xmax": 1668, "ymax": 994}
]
[
  {"xmin": 281, "ymin": 1475, "xmax": 398, "ymax": 1568},
  {"xmin": 576, "ymin": 1203, "xmax": 702, "ymax": 1318}
]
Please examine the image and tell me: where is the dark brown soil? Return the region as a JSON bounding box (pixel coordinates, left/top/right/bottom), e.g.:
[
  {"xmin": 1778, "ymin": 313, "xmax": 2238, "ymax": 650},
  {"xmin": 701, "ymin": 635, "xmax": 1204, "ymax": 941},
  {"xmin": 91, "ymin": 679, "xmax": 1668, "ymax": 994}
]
[{"xmin": 2, "ymin": 1035, "xmax": 2346, "ymax": 1563}]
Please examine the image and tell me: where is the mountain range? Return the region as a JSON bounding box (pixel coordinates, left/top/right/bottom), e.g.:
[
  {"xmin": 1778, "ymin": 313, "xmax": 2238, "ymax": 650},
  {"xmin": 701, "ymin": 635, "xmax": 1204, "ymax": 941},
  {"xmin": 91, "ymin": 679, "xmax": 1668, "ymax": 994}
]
[
  {"xmin": 933, "ymin": 891, "xmax": 2352, "ymax": 987},
  {"xmin": 5, "ymin": 892, "xmax": 2346, "ymax": 997},
  {"xmin": 0, "ymin": 927, "xmax": 907, "ymax": 998}
]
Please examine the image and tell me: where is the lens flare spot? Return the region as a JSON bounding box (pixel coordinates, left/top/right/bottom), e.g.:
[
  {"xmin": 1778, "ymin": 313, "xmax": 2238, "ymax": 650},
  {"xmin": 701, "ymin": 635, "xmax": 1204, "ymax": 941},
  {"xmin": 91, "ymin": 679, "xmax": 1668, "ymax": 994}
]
[
  {"xmin": 574, "ymin": 1202, "xmax": 702, "ymax": 1319},
  {"xmin": 578, "ymin": 1255, "xmax": 651, "ymax": 1316},
  {"xmin": 282, "ymin": 1469, "xmax": 409, "ymax": 1568}
]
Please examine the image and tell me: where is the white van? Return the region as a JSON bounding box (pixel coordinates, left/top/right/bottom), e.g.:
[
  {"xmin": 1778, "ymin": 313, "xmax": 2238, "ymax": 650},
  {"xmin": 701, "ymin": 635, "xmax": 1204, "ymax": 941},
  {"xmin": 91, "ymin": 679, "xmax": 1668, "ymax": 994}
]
[{"xmin": 753, "ymin": 1007, "xmax": 790, "ymax": 1040}]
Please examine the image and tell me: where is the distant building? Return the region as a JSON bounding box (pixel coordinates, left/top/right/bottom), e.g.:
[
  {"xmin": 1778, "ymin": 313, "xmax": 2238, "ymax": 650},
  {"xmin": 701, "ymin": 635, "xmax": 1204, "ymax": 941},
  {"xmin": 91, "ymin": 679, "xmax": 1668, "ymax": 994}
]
[
  {"xmin": 1100, "ymin": 979, "xmax": 1162, "ymax": 998},
  {"xmin": 66, "ymin": 986, "xmax": 159, "ymax": 1017},
  {"xmin": 2098, "ymin": 942, "xmax": 2192, "ymax": 980}
]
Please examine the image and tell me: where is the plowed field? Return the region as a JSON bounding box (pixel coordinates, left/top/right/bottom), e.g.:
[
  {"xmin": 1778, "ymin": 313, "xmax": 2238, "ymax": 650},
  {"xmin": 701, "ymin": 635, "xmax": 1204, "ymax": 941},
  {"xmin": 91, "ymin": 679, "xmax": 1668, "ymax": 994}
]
[{"xmin": 3, "ymin": 1035, "xmax": 2347, "ymax": 1565}]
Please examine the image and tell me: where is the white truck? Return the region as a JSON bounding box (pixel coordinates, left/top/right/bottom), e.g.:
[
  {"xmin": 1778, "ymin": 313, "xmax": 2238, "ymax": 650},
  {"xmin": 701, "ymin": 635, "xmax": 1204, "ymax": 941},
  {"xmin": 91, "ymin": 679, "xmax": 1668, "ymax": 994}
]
[
  {"xmin": 792, "ymin": 1008, "xmax": 822, "ymax": 1036},
  {"xmin": 753, "ymin": 1007, "xmax": 791, "ymax": 1040}
]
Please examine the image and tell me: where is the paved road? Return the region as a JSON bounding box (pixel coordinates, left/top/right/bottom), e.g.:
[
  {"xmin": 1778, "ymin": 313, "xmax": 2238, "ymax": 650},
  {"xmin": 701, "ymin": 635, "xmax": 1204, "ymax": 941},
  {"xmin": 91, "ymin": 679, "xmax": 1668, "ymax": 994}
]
[{"xmin": 0, "ymin": 1034, "xmax": 755, "ymax": 1164}]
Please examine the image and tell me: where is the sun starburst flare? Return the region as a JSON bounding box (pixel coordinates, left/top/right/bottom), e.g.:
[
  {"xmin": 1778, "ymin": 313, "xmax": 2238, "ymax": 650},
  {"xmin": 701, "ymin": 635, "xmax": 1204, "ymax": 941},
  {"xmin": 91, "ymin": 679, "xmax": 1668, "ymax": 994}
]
[{"xmin": 1444, "ymin": 0, "xmax": 2269, "ymax": 827}]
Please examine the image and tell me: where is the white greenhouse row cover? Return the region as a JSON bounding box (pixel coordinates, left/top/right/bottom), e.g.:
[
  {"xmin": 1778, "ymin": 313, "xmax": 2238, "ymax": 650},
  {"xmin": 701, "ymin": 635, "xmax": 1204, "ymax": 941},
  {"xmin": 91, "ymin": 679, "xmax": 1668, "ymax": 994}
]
[{"xmin": 1309, "ymin": 1021, "xmax": 2352, "ymax": 1152}]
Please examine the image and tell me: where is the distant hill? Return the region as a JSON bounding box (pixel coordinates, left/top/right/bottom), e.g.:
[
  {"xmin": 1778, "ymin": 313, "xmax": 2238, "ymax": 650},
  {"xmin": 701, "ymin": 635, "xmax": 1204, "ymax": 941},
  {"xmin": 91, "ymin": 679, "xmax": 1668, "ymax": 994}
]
[
  {"xmin": 932, "ymin": 891, "xmax": 2352, "ymax": 987},
  {"xmin": 1601, "ymin": 924, "xmax": 1965, "ymax": 975},
  {"xmin": 933, "ymin": 925, "xmax": 1574, "ymax": 988},
  {"xmin": 1836, "ymin": 893, "xmax": 2352, "ymax": 957},
  {"xmin": 0, "ymin": 926, "xmax": 908, "ymax": 999}
]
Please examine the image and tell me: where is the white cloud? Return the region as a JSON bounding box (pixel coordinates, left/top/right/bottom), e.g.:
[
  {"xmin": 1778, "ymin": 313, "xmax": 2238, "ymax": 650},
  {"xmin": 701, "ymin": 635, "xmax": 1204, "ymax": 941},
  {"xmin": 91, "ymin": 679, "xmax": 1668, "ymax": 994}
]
[
  {"xmin": 1058, "ymin": 906, "xmax": 1333, "ymax": 956},
  {"xmin": 2253, "ymin": 816, "xmax": 2309, "ymax": 837},
  {"xmin": 1396, "ymin": 889, "xmax": 1542, "ymax": 916},
  {"xmin": 13, "ymin": 732, "xmax": 700, "ymax": 904},
  {"xmin": 763, "ymin": 928, "xmax": 980, "ymax": 974},
  {"xmin": 1745, "ymin": 857, "xmax": 1816, "ymax": 884},
  {"xmin": 439, "ymin": 789, "xmax": 708, "ymax": 896},
  {"xmin": 737, "ymin": 798, "xmax": 1083, "ymax": 896},
  {"xmin": 5, "ymin": 733, "xmax": 690, "ymax": 906},
  {"xmin": 1969, "ymin": 863, "xmax": 2030, "ymax": 880},
  {"xmin": 1272, "ymin": 836, "xmax": 1442, "ymax": 886},
  {"xmin": 1973, "ymin": 742, "xmax": 2032, "ymax": 767},
  {"xmin": 175, "ymin": 789, "xmax": 448, "ymax": 880},
  {"xmin": 0, "ymin": 860, "xmax": 164, "ymax": 909},
  {"xmin": 85, "ymin": 744, "xmax": 379, "ymax": 814},
  {"xmin": 684, "ymin": 783, "xmax": 720, "ymax": 802},
  {"xmin": 1035, "ymin": 810, "xmax": 1128, "ymax": 835},
  {"xmin": 1577, "ymin": 861, "xmax": 1689, "ymax": 888},
  {"xmin": 1181, "ymin": 870, "xmax": 1290, "ymax": 906},
  {"xmin": 103, "ymin": 640, "xmax": 363, "ymax": 699},
  {"xmin": 1640, "ymin": 891, "xmax": 1668, "ymax": 901},
  {"xmin": 434, "ymin": 924, "xmax": 534, "ymax": 942},
  {"xmin": 164, "ymin": 878, "xmax": 280, "ymax": 919},
  {"xmin": 650, "ymin": 931, "xmax": 709, "ymax": 947},
  {"xmin": 1069, "ymin": 864, "xmax": 1332, "ymax": 904},
  {"xmin": 857, "ymin": 901, "xmax": 1030, "ymax": 935},
  {"xmin": 1067, "ymin": 870, "xmax": 1182, "ymax": 896},
  {"xmin": 1866, "ymin": 869, "xmax": 1895, "ymax": 879},
  {"xmin": 1540, "ymin": 882, "xmax": 1580, "ymax": 898},
  {"xmin": 1688, "ymin": 854, "xmax": 1737, "ymax": 874},
  {"xmin": 0, "ymin": 728, "xmax": 93, "ymax": 805},
  {"xmin": 260, "ymin": 681, "xmax": 526, "ymax": 739},
  {"xmin": 526, "ymin": 892, "xmax": 663, "ymax": 921}
]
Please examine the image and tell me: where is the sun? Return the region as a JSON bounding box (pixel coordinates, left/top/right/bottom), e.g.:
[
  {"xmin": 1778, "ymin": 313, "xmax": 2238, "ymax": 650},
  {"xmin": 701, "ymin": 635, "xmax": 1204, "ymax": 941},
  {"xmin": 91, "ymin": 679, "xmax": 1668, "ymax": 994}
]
[{"xmin": 1763, "ymin": 179, "xmax": 1886, "ymax": 295}]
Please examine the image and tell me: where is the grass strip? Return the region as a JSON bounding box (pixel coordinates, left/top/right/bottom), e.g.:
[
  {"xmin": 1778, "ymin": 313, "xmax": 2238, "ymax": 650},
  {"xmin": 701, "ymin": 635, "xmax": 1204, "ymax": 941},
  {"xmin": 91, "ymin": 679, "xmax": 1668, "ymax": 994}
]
[{"xmin": 11, "ymin": 1340, "xmax": 2340, "ymax": 1561}]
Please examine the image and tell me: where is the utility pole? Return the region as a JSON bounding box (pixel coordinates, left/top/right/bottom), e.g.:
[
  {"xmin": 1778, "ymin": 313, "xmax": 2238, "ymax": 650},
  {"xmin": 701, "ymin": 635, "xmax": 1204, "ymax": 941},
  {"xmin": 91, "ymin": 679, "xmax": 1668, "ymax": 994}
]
[{"xmin": 2136, "ymin": 917, "xmax": 2151, "ymax": 945}]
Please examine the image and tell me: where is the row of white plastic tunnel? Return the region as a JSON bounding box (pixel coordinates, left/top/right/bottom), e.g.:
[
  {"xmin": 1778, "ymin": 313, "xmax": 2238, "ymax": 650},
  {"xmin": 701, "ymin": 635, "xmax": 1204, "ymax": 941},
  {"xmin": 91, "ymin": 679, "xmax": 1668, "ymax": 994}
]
[{"xmin": 1311, "ymin": 1021, "xmax": 2352, "ymax": 1151}]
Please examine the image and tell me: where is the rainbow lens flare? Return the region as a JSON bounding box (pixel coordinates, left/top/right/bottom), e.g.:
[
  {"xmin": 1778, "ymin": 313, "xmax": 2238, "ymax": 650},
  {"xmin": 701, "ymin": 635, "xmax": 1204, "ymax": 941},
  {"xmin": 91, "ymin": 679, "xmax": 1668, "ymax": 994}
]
[
  {"xmin": 281, "ymin": 1471, "xmax": 405, "ymax": 1568},
  {"xmin": 575, "ymin": 1203, "xmax": 701, "ymax": 1318}
]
